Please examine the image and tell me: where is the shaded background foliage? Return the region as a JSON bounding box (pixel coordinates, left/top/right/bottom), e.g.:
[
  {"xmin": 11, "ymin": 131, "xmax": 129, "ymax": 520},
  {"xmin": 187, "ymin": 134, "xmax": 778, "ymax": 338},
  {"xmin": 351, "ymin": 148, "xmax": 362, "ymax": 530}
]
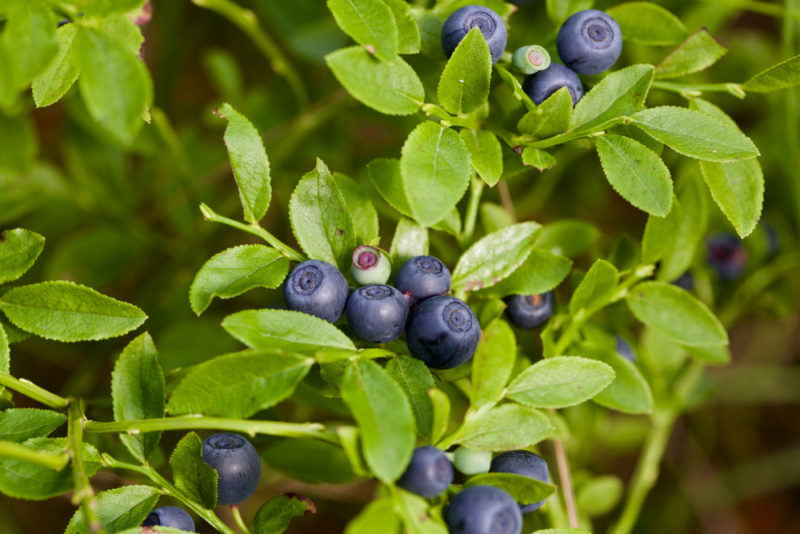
[{"xmin": 1, "ymin": 0, "xmax": 799, "ymax": 532}]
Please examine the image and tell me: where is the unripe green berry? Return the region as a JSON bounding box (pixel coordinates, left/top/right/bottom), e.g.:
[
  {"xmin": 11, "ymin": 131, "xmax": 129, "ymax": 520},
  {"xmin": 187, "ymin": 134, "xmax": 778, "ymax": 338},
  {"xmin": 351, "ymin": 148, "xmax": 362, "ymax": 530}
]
[
  {"xmin": 512, "ymin": 45, "xmax": 551, "ymax": 75},
  {"xmin": 351, "ymin": 246, "xmax": 391, "ymax": 286},
  {"xmin": 453, "ymin": 446, "xmax": 492, "ymax": 475}
]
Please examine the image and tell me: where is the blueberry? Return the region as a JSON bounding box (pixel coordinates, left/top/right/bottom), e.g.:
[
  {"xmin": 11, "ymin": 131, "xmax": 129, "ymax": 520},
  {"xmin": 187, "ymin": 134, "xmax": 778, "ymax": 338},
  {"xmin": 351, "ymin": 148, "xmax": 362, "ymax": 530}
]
[
  {"xmin": 522, "ymin": 64, "xmax": 584, "ymax": 106},
  {"xmin": 441, "ymin": 5, "xmax": 508, "ymax": 64},
  {"xmin": 504, "ymin": 292, "xmax": 553, "ymax": 329},
  {"xmin": 284, "ymin": 260, "xmax": 349, "ymax": 323},
  {"xmin": 351, "ymin": 245, "xmax": 391, "ymax": 286},
  {"xmin": 615, "ymin": 335, "xmax": 636, "ymax": 363},
  {"xmin": 453, "ymin": 446, "xmax": 492, "ymax": 475},
  {"xmin": 202, "ymin": 433, "xmax": 261, "ymax": 505},
  {"xmin": 142, "ymin": 506, "xmax": 195, "ymax": 531},
  {"xmin": 707, "ymin": 233, "xmax": 747, "ymax": 280},
  {"xmin": 395, "ymin": 255, "xmax": 451, "ymax": 307},
  {"xmin": 673, "ymin": 271, "xmax": 695, "ymax": 291},
  {"xmin": 556, "ymin": 9, "xmax": 622, "ymax": 75},
  {"xmin": 489, "ymin": 450, "xmax": 549, "ymax": 513},
  {"xmin": 346, "ymin": 284, "xmax": 409, "ymax": 343},
  {"xmin": 445, "ymin": 485, "xmax": 522, "ymax": 534},
  {"xmin": 398, "ymin": 446, "xmax": 454, "ymax": 498},
  {"xmin": 406, "ymin": 295, "xmax": 481, "ymax": 369}
]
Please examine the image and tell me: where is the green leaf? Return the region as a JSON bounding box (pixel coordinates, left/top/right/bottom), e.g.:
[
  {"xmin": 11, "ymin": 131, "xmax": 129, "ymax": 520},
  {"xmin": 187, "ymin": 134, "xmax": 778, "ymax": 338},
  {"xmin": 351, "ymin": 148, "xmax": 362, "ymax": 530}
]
[
  {"xmin": 386, "ymin": 354, "xmax": 435, "ymax": 437},
  {"xmin": 522, "ymin": 147, "xmax": 557, "ymax": 172},
  {"xmin": 517, "ymin": 87, "xmax": 573, "ymax": 138},
  {"xmin": 699, "ymin": 158, "xmax": 763, "ymax": 238},
  {"xmin": 327, "ymin": 0, "xmax": 398, "ymax": 61},
  {"xmin": 83, "ymin": 0, "xmax": 148, "ymax": 16},
  {"xmin": 655, "ymin": 29, "xmax": 727, "ymax": 80},
  {"xmin": 216, "ymin": 103, "xmax": 272, "ymax": 224},
  {"xmin": 606, "ymin": 2, "xmax": 688, "ymax": 45},
  {"xmin": 569, "ymin": 260, "xmax": 619, "ymax": 316},
  {"xmin": 596, "ymin": 134, "xmax": 673, "ymax": 216},
  {"xmin": 452, "ymin": 222, "xmax": 541, "ymax": 292},
  {"xmin": 480, "ymin": 202, "xmax": 513, "ymax": 234},
  {"xmin": 0, "ymin": 3, "xmax": 58, "ymax": 89},
  {"xmin": 32, "ymin": 23, "xmax": 80, "ymax": 108},
  {"xmin": 474, "ymin": 249, "xmax": 572, "ymax": 299},
  {"xmin": 400, "ymin": 122, "xmax": 471, "ymax": 227},
  {"xmin": 253, "ymin": 493, "xmax": 316, "ymax": 534},
  {"xmin": 334, "ymin": 173, "xmax": 380, "ymax": 244},
  {"xmin": 546, "ymin": 0, "xmax": 594, "ymax": 24},
  {"xmin": 495, "ymin": 63, "xmax": 536, "ymax": 112},
  {"xmin": 460, "ymin": 129, "xmax": 503, "ymax": 186},
  {"xmin": 507, "ymin": 356, "xmax": 615, "ymax": 409},
  {"xmin": 390, "ymin": 218, "xmax": 429, "ymax": 265},
  {"xmin": 0, "ymin": 316, "xmax": 28, "ymax": 345},
  {"xmin": 395, "ymin": 489, "xmax": 448, "ymax": 534},
  {"xmin": 0, "ymin": 324, "xmax": 7, "ymax": 391},
  {"xmin": 429, "ymin": 388, "xmax": 451, "ymax": 445},
  {"xmin": 0, "ymin": 281, "xmax": 147, "ymax": 342},
  {"xmin": 438, "ymin": 28, "xmax": 491, "ymax": 115},
  {"xmin": 577, "ymin": 475, "xmax": 624, "ymax": 517},
  {"xmin": 345, "ymin": 498, "xmax": 399, "ymax": 534},
  {"xmin": 471, "ymin": 319, "xmax": 516, "ymax": 409},
  {"xmin": 289, "ymin": 158, "xmax": 356, "ymax": 271},
  {"xmin": 0, "ymin": 228, "xmax": 45, "ymax": 285},
  {"xmin": 384, "ymin": 0, "xmax": 420, "ymax": 54},
  {"xmin": 223, "ymin": 308, "xmax": 355, "ymax": 353},
  {"xmin": 189, "ymin": 245, "xmax": 289, "ymax": 315},
  {"xmin": 631, "ymin": 106, "xmax": 759, "ymax": 162},
  {"xmin": 571, "ymin": 64, "xmax": 654, "ymax": 133},
  {"xmin": 0, "ymin": 438, "xmax": 100, "ymax": 500},
  {"xmin": 0, "ymin": 114, "xmax": 37, "ymax": 174},
  {"xmin": 111, "ymin": 333, "xmax": 165, "ymax": 462},
  {"xmin": 444, "ymin": 404, "xmax": 553, "ymax": 451},
  {"xmin": 263, "ymin": 439, "xmax": 356, "ymax": 484},
  {"xmin": 536, "ymin": 220, "xmax": 599, "ymax": 257},
  {"xmin": 626, "ymin": 281, "xmax": 728, "ymax": 346},
  {"xmin": 432, "ymin": 206, "xmax": 462, "ymax": 237},
  {"xmin": 167, "ymin": 350, "xmax": 313, "ymax": 418},
  {"xmin": 744, "ymin": 53, "xmax": 800, "ymax": 93},
  {"xmin": 465, "ymin": 472, "xmax": 556, "ymax": 504},
  {"xmin": 326, "ymin": 46, "xmax": 423, "ymax": 115},
  {"xmin": 368, "ymin": 158, "xmax": 412, "ymax": 216},
  {"xmin": 340, "ymin": 359, "xmax": 415, "ymax": 483},
  {"xmin": 65, "ymin": 485, "xmax": 159, "ymax": 534},
  {"xmin": 582, "ymin": 342, "xmax": 654, "ymax": 414},
  {"xmin": 0, "ymin": 409, "xmax": 65, "ymax": 442},
  {"xmin": 685, "ymin": 344, "xmax": 730, "ymax": 366},
  {"xmin": 75, "ymin": 27, "xmax": 152, "ymax": 144},
  {"xmin": 170, "ymin": 432, "xmax": 218, "ymax": 509}
]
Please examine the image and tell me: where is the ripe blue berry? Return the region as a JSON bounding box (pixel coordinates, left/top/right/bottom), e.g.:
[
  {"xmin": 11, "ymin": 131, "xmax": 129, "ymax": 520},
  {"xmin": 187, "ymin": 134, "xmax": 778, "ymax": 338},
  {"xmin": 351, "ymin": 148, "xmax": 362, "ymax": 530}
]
[
  {"xmin": 346, "ymin": 284, "xmax": 409, "ymax": 343},
  {"xmin": 490, "ymin": 450, "xmax": 549, "ymax": 513},
  {"xmin": 406, "ymin": 295, "xmax": 480, "ymax": 369},
  {"xmin": 615, "ymin": 335, "xmax": 636, "ymax": 363},
  {"xmin": 397, "ymin": 446, "xmax": 454, "ymax": 498},
  {"xmin": 202, "ymin": 433, "xmax": 261, "ymax": 505},
  {"xmin": 284, "ymin": 260, "xmax": 349, "ymax": 323},
  {"xmin": 142, "ymin": 506, "xmax": 195, "ymax": 531},
  {"xmin": 441, "ymin": 5, "xmax": 508, "ymax": 64},
  {"xmin": 707, "ymin": 233, "xmax": 747, "ymax": 280},
  {"xmin": 351, "ymin": 245, "xmax": 391, "ymax": 286},
  {"xmin": 504, "ymin": 292, "xmax": 553, "ymax": 329},
  {"xmin": 446, "ymin": 485, "xmax": 522, "ymax": 534},
  {"xmin": 522, "ymin": 64, "xmax": 584, "ymax": 106},
  {"xmin": 556, "ymin": 9, "xmax": 622, "ymax": 75},
  {"xmin": 395, "ymin": 255, "xmax": 451, "ymax": 307}
]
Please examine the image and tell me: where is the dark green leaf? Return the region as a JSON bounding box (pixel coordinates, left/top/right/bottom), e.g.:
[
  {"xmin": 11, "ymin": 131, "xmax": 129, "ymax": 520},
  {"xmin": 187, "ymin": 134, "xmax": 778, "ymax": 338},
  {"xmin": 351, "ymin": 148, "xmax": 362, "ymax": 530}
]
[
  {"xmin": 0, "ymin": 409, "xmax": 65, "ymax": 442},
  {"xmin": 571, "ymin": 64, "xmax": 654, "ymax": 133},
  {"xmin": 0, "ymin": 228, "xmax": 45, "ymax": 285},
  {"xmin": 465, "ymin": 472, "xmax": 556, "ymax": 504},
  {"xmin": 65, "ymin": 485, "xmax": 159, "ymax": 534},
  {"xmin": 699, "ymin": 159, "xmax": 763, "ymax": 238},
  {"xmin": 744, "ymin": 53, "xmax": 800, "ymax": 93},
  {"xmin": 386, "ymin": 354, "xmax": 435, "ymax": 437},
  {"xmin": 253, "ymin": 493, "xmax": 316, "ymax": 534},
  {"xmin": 507, "ymin": 356, "xmax": 615, "ymax": 409},
  {"xmin": 327, "ymin": 0, "xmax": 398, "ymax": 61},
  {"xmin": 442, "ymin": 404, "xmax": 553, "ymax": 451},
  {"xmin": 471, "ymin": 319, "xmax": 516, "ymax": 408},
  {"xmin": 461, "ymin": 129, "xmax": 503, "ymax": 186},
  {"xmin": 170, "ymin": 432, "xmax": 218, "ymax": 509},
  {"xmin": 263, "ymin": 439, "xmax": 356, "ymax": 484},
  {"xmin": 438, "ymin": 28, "xmax": 491, "ymax": 115},
  {"xmin": 655, "ymin": 29, "xmax": 727, "ymax": 80},
  {"xmin": 518, "ymin": 87, "xmax": 573, "ymax": 138},
  {"xmin": 606, "ymin": 2, "xmax": 688, "ymax": 45}
]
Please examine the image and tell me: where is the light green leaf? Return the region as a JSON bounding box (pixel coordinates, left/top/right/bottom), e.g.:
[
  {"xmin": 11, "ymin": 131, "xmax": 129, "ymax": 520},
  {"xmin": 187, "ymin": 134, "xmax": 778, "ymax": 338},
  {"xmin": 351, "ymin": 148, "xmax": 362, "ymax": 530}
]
[
  {"xmin": 396, "ymin": 489, "xmax": 448, "ymax": 534},
  {"xmin": 655, "ymin": 28, "xmax": 727, "ymax": 80},
  {"xmin": 699, "ymin": 159, "xmax": 763, "ymax": 238},
  {"xmin": 571, "ymin": 64, "xmax": 654, "ymax": 132},
  {"xmin": 432, "ymin": 206, "xmax": 462, "ymax": 236},
  {"xmin": 390, "ymin": 217, "xmax": 429, "ymax": 265},
  {"xmin": 167, "ymin": 350, "xmax": 313, "ymax": 418},
  {"xmin": 1, "ymin": 3, "xmax": 58, "ymax": 89},
  {"xmin": 495, "ymin": 63, "xmax": 536, "ymax": 112},
  {"xmin": 368, "ymin": 158, "xmax": 412, "ymax": 216},
  {"xmin": 326, "ymin": 46, "xmax": 424, "ymax": 115},
  {"xmin": 626, "ymin": 281, "xmax": 728, "ymax": 346},
  {"xmin": 0, "ymin": 228, "xmax": 45, "ymax": 285},
  {"xmin": 264, "ymin": 439, "xmax": 356, "ymax": 484},
  {"xmin": 253, "ymin": 493, "xmax": 315, "ymax": 534},
  {"xmin": 0, "ymin": 409, "xmax": 65, "ymax": 442},
  {"xmin": 569, "ymin": 260, "xmax": 619, "ymax": 316},
  {"xmin": 400, "ymin": 122, "xmax": 471, "ymax": 227},
  {"xmin": 461, "ymin": 129, "xmax": 503, "ymax": 186},
  {"xmin": 170, "ymin": 432, "xmax": 218, "ymax": 509},
  {"xmin": 471, "ymin": 319, "xmax": 516, "ymax": 409},
  {"xmin": 429, "ymin": 388, "xmax": 451, "ymax": 445},
  {"xmin": 546, "ymin": 0, "xmax": 594, "ymax": 24},
  {"xmin": 289, "ymin": 158, "xmax": 356, "ymax": 271},
  {"xmin": 32, "ymin": 23, "xmax": 80, "ymax": 108},
  {"xmin": 345, "ymin": 498, "xmax": 399, "ymax": 534},
  {"xmin": 0, "ymin": 114, "xmax": 37, "ymax": 174},
  {"xmin": 384, "ymin": 0, "xmax": 420, "ymax": 54},
  {"xmin": 0, "ymin": 281, "xmax": 146, "ymax": 342},
  {"xmin": 582, "ymin": 342, "xmax": 653, "ymax": 414},
  {"xmin": 517, "ymin": 87, "xmax": 573, "ymax": 138},
  {"xmin": 189, "ymin": 245, "xmax": 289, "ymax": 315},
  {"xmin": 386, "ymin": 354, "xmax": 435, "ymax": 437},
  {"xmin": 83, "ymin": 0, "xmax": 147, "ymax": 16},
  {"xmin": 438, "ymin": 27, "xmax": 491, "ymax": 115},
  {"xmin": 216, "ymin": 103, "xmax": 272, "ymax": 224},
  {"xmin": 536, "ymin": 220, "xmax": 599, "ymax": 257},
  {"xmin": 327, "ymin": 0, "xmax": 398, "ymax": 61},
  {"xmin": 334, "ymin": 173, "xmax": 380, "ymax": 244},
  {"xmin": 65, "ymin": 485, "xmax": 159, "ymax": 534},
  {"xmin": 474, "ymin": 249, "xmax": 571, "ymax": 299},
  {"xmin": 522, "ymin": 147, "xmax": 557, "ymax": 172},
  {"xmin": 744, "ymin": 53, "xmax": 800, "ymax": 93},
  {"xmin": 507, "ymin": 356, "xmax": 615, "ymax": 409},
  {"xmin": 340, "ymin": 359, "xmax": 415, "ymax": 482},
  {"xmin": 480, "ymin": 202, "xmax": 513, "ymax": 233},
  {"xmin": 577, "ymin": 475, "xmax": 624, "ymax": 517},
  {"xmin": 443, "ymin": 404, "xmax": 553, "ymax": 451},
  {"xmin": 453, "ymin": 222, "xmax": 541, "ymax": 292},
  {"xmin": 465, "ymin": 472, "xmax": 556, "ymax": 504},
  {"xmin": 596, "ymin": 134, "xmax": 673, "ymax": 216},
  {"xmin": 631, "ymin": 106, "xmax": 759, "ymax": 162},
  {"xmin": 0, "ymin": 324, "xmax": 8, "ymax": 388},
  {"xmin": 606, "ymin": 2, "xmax": 688, "ymax": 45}
]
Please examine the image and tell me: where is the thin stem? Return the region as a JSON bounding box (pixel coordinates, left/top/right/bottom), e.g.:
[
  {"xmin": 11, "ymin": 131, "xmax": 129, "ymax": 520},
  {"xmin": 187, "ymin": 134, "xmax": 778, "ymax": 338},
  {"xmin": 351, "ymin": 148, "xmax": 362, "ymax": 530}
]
[
  {"xmin": 552, "ymin": 437, "xmax": 580, "ymax": 528},
  {"xmin": 231, "ymin": 505, "xmax": 252, "ymax": 534},
  {"xmin": 421, "ymin": 104, "xmax": 480, "ymax": 129},
  {"xmin": 0, "ymin": 439, "xmax": 69, "ymax": 470},
  {"xmin": 0, "ymin": 371, "xmax": 70, "ymax": 409},
  {"xmin": 84, "ymin": 415, "xmax": 338, "ymax": 444},
  {"xmin": 521, "ymin": 117, "xmax": 627, "ymax": 149},
  {"xmin": 199, "ymin": 203, "xmax": 306, "ymax": 262},
  {"xmin": 651, "ymin": 81, "xmax": 746, "ymax": 99},
  {"xmin": 191, "ymin": 0, "xmax": 308, "ymax": 108},
  {"xmin": 68, "ymin": 401, "xmax": 106, "ymax": 534},
  {"xmin": 460, "ymin": 176, "xmax": 484, "ymax": 248}
]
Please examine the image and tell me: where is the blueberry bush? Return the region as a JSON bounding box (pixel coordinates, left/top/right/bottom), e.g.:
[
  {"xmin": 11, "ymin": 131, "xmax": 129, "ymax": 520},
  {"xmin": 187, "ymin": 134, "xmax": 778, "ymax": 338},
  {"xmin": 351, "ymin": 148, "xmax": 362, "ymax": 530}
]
[{"xmin": 1, "ymin": 1, "xmax": 799, "ymax": 533}]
